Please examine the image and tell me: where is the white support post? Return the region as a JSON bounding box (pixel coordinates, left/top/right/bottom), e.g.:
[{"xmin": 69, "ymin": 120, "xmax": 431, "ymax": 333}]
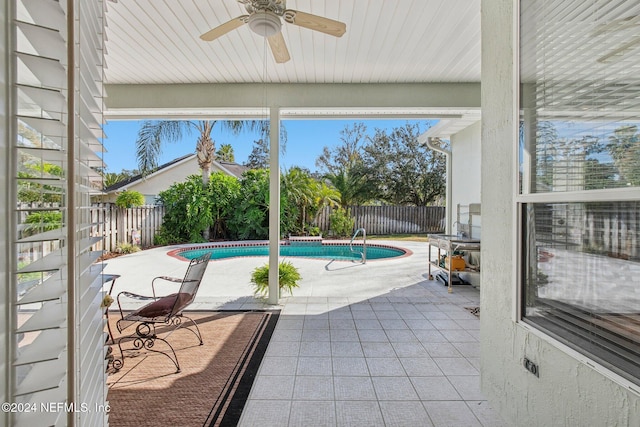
[{"xmin": 268, "ymin": 107, "xmax": 280, "ymax": 305}]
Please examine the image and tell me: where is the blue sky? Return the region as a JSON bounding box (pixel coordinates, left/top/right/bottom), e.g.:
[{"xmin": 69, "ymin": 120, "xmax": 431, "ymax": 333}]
[{"xmin": 101, "ymin": 119, "xmax": 436, "ymax": 174}]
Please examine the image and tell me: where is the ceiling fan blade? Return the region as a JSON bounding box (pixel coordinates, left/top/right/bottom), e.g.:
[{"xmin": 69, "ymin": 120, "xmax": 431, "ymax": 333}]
[
  {"xmin": 267, "ymin": 32, "xmax": 290, "ymax": 63},
  {"xmin": 200, "ymin": 15, "xmax": 249, "ymax": 42},
  {"xmin": 283, "ymin": 9, "xmax": 346, "ymax": 37}
]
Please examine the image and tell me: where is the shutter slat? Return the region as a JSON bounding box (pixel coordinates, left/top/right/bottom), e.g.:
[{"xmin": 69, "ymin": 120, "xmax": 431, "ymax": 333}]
[
  {"xmin": 18, "ymin": 276, "xmax": 66, "ymax": 305},
  {"xmin": 16, "ymin": 52, "xmax": 67, "ymax": 90},
  {"xmin": 17, "ymin": 248, "xmax": 65, "ymax": 274},
  {"xmin": 15, "ymin": 357, "xmax": 66, "ymax": 396},
  {"xmin": 16, "ymin": 301, "xmax": 66, "ymax": 333},
  {"xmin": 16, "ymin": 20, "xmax": 65, "ymax": 62},
  {"xmin": 15, "ymin": 328, "xmax": 66, "ymax": 366}
]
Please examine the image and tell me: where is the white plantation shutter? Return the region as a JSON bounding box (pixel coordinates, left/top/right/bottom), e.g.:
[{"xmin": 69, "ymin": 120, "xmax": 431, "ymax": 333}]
[{"xmin": 10, "ymin": 0, "xmax": 108, "ymax": 425}]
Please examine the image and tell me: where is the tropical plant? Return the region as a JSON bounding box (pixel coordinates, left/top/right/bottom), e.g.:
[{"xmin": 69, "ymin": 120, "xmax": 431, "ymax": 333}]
[
  {"xmin": 102, "ymin": 170, "xmax": 138, "ymax": 188},
  {"xmin": 227, "ymin": 169, "xmax": 271, "ymax": 240},
  {"xmin": 208, "ymin": 172, "xmax": 240, "ymax": 239},
  {"xmin": 282, "ymin": 167, "xmax": 316, "ymax": 234},
  {"xmin": 325, "ymin": 166, "xmax": 375, "ymax": 208},
  {"xmin": 329, "ymin": 207, "xmax": 355, "ymax": 237},
  {"xmin": 18, "ymin": 162, "xmax": 64, "ymax": 204},
  {"xmin": 215, "ymin": 143, "xmax": 235, "ymax": 162},
  {"xmin": 115, "ymin": 190, "xmax": 145, "ymax": 208},
  {"xmin": 135, "ymin": 119, "xmax": 263, "ymax": 187},
  {"xmin": 156, "ymin": 175, "xmax": 213, "ymax": 243},
  {"xmin": 22, "ymin": 211, "xmax": 63, "ymax": 237},
  {"xmin": 251, "ymin": 260, "xmax": 302, "ymax": 297}
]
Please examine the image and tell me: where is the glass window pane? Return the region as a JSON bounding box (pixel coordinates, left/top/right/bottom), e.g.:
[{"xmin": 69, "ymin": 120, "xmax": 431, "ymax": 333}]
[
  {"xmin": 522, "ymin": 202, "xmax": 640, "ymax": 385},
  {"xmin": 519, "ymin": 0, "xmax": 640, "ymax": 194}
]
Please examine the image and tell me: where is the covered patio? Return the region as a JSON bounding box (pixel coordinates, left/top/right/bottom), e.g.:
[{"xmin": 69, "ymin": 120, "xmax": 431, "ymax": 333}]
[
  {"xmin": 103, "ymin": 240, "xmax": 503, "ymax": 426},
  {"xmin": 4, "ymin": 0, "xmax": 640, "ymax": 426}
]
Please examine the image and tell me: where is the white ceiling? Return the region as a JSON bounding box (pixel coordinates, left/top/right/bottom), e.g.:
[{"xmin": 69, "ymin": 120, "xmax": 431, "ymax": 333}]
[{"xmin": 103, "ymin": 0, "xmax": 481, "ymax": 85}]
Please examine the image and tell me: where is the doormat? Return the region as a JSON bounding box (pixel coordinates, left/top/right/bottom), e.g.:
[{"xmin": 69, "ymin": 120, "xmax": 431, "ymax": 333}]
[{"xmin": 106, "ymin": 310, "xmax": 279, "ymax": 427}]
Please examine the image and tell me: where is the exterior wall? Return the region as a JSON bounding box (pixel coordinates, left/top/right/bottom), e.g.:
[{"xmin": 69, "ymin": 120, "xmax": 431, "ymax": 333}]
[
  {"xmin": 128, "ymin": 157, "xmax": 200, "ymax": 203},
  {"xmin": 480, "ymin": 1, "xmax": 640, "ymax": 426},
  {"xmin": 101, "ymin": 157, "xmax": 237, "ymax": 204},
  {"xmin": 451, "ymin": 121, "xmax": 481, "ymax": 218},
  {"xmin": 451, "ymin": 121, "xmax": 481, "ymax": 286}
]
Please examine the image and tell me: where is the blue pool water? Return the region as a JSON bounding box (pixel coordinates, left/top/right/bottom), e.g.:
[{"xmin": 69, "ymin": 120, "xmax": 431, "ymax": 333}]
[{"xmin": 178, "ymin": 243, "xmax": 406, "ymax": 261}]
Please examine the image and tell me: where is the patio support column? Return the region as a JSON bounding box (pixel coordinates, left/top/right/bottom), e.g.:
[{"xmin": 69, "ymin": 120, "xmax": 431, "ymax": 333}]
[{"xmin": 267, "ymin": 107, "xmax": 280, "ymax": 305}]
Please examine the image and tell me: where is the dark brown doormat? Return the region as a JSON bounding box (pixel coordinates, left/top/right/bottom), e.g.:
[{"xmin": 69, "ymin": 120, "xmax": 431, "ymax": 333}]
[{"xmin": 106, "ymin": 310, "xmax": 279, "ymax": 427}]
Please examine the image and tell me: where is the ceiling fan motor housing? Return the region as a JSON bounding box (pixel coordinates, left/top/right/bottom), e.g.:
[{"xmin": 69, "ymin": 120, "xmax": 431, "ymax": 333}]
[{"xmin": 248, "ymin": 11, "xmax": 282, "ymax": 37}]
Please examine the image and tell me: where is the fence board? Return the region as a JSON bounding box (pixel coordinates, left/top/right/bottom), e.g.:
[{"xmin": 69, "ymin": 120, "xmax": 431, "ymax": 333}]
[
  {"xmin": 314, "ymin": 205, "xmax": 446, "ymax": 235},
  {"xmin": 88, "ymin": 204, "xmax": 165, "ymax": 252}
]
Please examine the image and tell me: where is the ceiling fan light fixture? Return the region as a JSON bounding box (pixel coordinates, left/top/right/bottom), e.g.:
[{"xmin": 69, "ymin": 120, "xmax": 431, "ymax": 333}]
[{"xmin": 248, "ymin": 11, "xmax": 281, "ymax": 37}]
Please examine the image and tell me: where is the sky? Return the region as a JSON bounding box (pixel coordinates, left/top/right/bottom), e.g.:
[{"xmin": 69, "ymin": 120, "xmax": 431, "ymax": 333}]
[{"xmin": 101, "ymin": 119, "xmax": 437, "ymax": 174}]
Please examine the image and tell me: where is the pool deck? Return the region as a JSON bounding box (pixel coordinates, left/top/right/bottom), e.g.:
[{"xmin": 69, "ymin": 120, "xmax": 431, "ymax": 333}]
[{"xmin": 103, "ymin": 240, "xmax": 507, "ymax": 426}]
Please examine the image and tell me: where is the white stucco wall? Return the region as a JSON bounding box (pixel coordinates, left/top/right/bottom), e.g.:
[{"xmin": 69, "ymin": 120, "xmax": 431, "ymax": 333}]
[
  {"xmin": 127, "ymin": 157, "xmax": 200, "ymax": 203},
  {"xmin": 451, "ymin": 121, "xmax": 481, "ymax": 286},
  {"xmin": 480, "ymin": 0, "xmax": 640, "ymax": 426},
  {"xmin": 101, "ymin": 157, "xmax": 239, "ymax": 204},
  {"xmin": 451, "ymin": 121, "xmax": 481, "ymax": 218}
]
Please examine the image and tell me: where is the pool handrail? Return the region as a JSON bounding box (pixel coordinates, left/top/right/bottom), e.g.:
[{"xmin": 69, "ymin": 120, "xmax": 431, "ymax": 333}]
[{"xmin": 349, "ymin": 228, "xmax": 367, "ymax": 264}]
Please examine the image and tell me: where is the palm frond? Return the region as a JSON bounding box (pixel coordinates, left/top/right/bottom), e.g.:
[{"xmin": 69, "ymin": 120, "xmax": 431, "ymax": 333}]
[{"xmin": 135, "ymin": 120, "xmax": 191, "ymax": 173}]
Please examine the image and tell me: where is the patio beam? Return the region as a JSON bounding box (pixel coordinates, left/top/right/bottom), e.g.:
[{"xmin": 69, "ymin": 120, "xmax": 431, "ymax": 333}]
[{"xmin": 103, "ymin": 83, "xmax": 480, "ymax": 119}]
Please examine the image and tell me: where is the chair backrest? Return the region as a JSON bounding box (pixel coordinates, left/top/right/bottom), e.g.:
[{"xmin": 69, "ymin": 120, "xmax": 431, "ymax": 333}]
[{"xmin": 169, "ymin": 252, "xmax": 211, "ymax": 317}]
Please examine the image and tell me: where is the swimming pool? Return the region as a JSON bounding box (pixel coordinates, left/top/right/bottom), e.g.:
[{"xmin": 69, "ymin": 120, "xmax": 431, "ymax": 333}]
[{"xmin": 169, "ymin": 241, "xmax": 410, "ymax": 262}]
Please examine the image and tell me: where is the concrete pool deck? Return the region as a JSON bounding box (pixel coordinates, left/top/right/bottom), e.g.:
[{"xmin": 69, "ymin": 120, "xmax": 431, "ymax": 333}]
[
  {"xmin": 103, "ymin": 240, "xmax": 444, "ymax": 309},
  {"xmin": 103, "ymin": 239, "xmax": 506, "ymax": 426}
]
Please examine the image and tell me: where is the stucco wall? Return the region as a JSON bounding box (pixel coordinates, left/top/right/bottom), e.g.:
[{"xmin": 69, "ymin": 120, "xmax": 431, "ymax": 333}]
[
  {"xmin": 451, "ymin": 121, "xmax": 481, "ymax": 218},
  {"xmin": 451, "ymin": 121, "xmax": 481, "ymax": 286},
  {"xmin": 480, "ymin": 0, "xmax": 640, "ymax": 426},
  {"xmin": 101, "ymin": 158, "xmax": 237, "ymax": 204}
]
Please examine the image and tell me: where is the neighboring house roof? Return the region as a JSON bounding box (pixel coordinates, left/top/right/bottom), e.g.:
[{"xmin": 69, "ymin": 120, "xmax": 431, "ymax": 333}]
[{"xmin": 102, "ymin": 154, "xmax": 248, "ymax": 193}]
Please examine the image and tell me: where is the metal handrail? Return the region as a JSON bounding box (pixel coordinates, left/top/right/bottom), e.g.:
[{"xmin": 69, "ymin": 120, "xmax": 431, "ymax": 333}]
[{"xmin": 349, "ymin": 228, "xmax": 367, "ymax": 263}]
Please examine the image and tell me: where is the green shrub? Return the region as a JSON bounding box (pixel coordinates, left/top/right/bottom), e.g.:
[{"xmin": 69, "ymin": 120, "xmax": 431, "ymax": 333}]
[
  {"xmin": 157, "ymin": 175, "xmax": 213, "ymax": 243},
  {"xmin": 307, "ymin": 225, "xmax": 321, "ymax": 236},
  {"xmin": 251, "ymin": 260, "xmax": 302, "ymax": 297},
  {"xmin": 115, "ymin": 190, "xmax": 144, "ymax": 208},
  {"xmin": 22, "ymin": 211, "xmax": 62, "ymax": 237},
  {"xmin": 329, "ymin": 207, "xmax": 355, "ymax": 237},
  {"xmin": 115, "ymin": 242, "xmax": 140, "ymax": 254}
]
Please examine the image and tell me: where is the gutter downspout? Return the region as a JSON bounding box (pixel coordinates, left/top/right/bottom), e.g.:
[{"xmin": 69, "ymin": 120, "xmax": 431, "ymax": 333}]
[{"xmin": 419, "ymin": 134, "xmax": 452, "ymax": 235}]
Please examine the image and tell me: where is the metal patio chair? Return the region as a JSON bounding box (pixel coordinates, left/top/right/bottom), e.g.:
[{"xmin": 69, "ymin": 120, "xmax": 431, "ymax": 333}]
[{"xmin": 112, "ymin": 252, "xmax": 211, "ymax": 373}]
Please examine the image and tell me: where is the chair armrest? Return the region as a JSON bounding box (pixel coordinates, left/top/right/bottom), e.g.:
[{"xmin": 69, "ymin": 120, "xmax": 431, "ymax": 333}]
[
  {"xmin": 116, "ymin": 291, "xmax": 155, "ymax": 320},
  {"xmin": 151, "ymin": 276, "xmax": 184, "ymax": 298}
]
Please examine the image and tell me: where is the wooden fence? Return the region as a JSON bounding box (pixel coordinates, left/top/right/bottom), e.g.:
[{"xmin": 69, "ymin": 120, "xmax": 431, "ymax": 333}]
[
  {"xmin": 314, "ymin": 205, "xmax": 446, "ymax": 235},
  {"xmin": 90, "ymin": 204, "xmax": 165, "ymax": 252}
]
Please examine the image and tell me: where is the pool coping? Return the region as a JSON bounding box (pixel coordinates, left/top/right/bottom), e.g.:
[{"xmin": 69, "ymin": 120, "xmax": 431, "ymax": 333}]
[{"xmin": 166, "ymin": 240, "xmax": 414, "ymax": 262}]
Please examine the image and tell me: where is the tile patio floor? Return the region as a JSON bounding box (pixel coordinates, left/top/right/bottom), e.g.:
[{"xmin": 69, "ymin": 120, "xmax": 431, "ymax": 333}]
[
  {"xmin": 104, "ymin": 240, "xmax": 507, "ymax": 426},
  {"xmin": 238, "ymin": 284, "xmax": 506, "ymax": 427}
]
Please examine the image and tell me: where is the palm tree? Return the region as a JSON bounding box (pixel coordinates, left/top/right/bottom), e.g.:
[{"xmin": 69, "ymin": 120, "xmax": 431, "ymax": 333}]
[
  {"xmin": 283, "ymin": 168, "xmax": 316, "ymax": 233},
  {"xmin": 135, "ymin": 120, "xmax": 263, "ymax": 186},
  {"xmin": 216, "ymin": 143, "xmax": 235, "ymax": 162}
]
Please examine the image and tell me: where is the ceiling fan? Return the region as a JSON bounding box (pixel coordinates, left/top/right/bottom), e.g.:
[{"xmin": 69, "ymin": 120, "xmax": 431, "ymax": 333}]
[{"xmin": 199, "ymin": 0, "xmax": 347, "ymax": 63}]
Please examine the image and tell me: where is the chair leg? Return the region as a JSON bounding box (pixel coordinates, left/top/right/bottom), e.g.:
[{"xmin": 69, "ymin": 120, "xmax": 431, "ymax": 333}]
[
  {"xmin": 116, "ymin": 322, "xmax": 181, "ymax": 373},
  {"xmin": 174, "ymin": 314, "xmax": 204, "ymax": 345}
]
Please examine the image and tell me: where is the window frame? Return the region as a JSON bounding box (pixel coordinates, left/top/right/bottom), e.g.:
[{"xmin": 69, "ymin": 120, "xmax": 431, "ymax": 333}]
[{"xmin": 515, "ymin": 0, "xmax": 640, "ymax": 391}]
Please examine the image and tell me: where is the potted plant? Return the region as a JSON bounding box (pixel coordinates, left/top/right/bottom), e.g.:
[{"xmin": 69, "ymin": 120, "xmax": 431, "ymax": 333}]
[{"xmin": 251, "ymin": 260, "xmax": 301, "ymax": 297}]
